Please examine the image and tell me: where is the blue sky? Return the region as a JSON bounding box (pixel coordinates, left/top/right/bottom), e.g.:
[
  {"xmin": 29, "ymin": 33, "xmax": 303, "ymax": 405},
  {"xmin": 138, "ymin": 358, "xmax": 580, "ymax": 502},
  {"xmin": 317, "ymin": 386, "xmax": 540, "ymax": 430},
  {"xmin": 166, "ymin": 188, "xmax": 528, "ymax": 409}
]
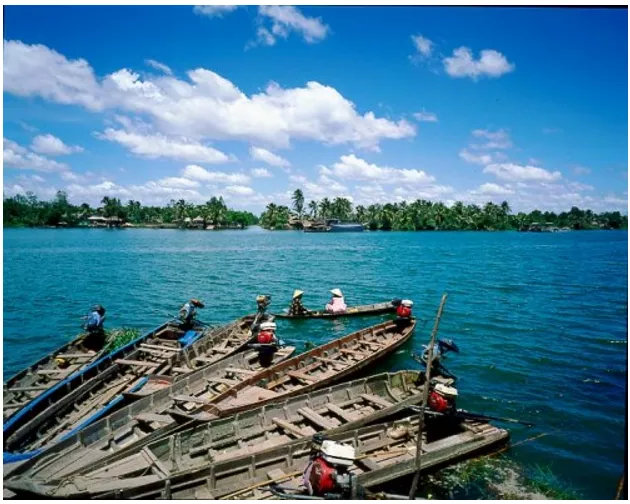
[{"xmin": 3, "ymin": 5, "xmax": 628, "ymax": 213}]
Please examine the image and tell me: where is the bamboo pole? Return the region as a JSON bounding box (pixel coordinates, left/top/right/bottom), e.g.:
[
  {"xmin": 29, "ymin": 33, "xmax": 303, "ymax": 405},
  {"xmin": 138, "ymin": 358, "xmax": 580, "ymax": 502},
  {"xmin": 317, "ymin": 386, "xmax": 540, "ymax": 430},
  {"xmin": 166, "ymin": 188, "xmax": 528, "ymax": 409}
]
[{"xmin": 408, "ymin": 293, "xmax": 448, "ymax": 500}]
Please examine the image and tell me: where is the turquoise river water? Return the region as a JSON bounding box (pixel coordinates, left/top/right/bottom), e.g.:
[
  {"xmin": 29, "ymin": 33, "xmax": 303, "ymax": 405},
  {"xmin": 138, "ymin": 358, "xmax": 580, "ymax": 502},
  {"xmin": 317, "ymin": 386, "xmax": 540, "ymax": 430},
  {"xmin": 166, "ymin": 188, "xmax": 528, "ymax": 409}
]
[{"xmin": 3, "ymin": 228, "xmax": 627, "ymax": 498}]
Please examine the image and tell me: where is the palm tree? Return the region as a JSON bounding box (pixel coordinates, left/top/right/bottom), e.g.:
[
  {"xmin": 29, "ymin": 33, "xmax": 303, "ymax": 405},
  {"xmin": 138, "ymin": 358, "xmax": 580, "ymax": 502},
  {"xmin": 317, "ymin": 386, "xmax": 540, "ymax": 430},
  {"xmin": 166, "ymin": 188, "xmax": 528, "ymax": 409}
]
[
  {"xmin": 308, "ymin": 200, "xmax": 319, "ymax": 219},
  {"xmin": 292, "ymin": 189, "xmax": 305, "ymax": 218},
  {"xmin": 319, "ymin": 198, "xmax": 332, "ymax": 219}
]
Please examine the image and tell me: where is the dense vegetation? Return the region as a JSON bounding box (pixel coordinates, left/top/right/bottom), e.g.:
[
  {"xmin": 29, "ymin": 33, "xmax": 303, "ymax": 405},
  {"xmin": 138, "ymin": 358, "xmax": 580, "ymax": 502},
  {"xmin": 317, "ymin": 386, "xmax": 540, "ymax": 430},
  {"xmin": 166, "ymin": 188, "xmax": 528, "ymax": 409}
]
[
  {"xmin": 259, "ymin": 189, "xmax": 627, "ymax": 231},
  {"xmin": 3, "ymin": 191, "xmax": 258, "ymax": 229}
]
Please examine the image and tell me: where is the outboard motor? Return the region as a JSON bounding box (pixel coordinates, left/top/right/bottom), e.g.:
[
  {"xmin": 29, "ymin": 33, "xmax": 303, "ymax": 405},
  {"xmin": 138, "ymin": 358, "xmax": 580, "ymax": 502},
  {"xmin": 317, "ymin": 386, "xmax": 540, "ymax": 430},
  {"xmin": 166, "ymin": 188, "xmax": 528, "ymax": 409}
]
[
  {"xmin": 303, "ymin": 434, "xmax": 356, "ymax": 498},
  {"xmin": 428, "ymin": 383, "xmax": 458, "ymax": 413},
  {"xmin": 178, "ymin": 299, "xmax": 204, "ymax": 327}
]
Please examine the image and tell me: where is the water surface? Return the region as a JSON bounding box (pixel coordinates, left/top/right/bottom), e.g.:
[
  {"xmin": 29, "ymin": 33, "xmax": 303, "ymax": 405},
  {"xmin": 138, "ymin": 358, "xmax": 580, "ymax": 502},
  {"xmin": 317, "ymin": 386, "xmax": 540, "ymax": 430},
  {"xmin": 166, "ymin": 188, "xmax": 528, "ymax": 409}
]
[{"xmin": 3, "ymin": 228, "xmax": 627, "ymax": 498}]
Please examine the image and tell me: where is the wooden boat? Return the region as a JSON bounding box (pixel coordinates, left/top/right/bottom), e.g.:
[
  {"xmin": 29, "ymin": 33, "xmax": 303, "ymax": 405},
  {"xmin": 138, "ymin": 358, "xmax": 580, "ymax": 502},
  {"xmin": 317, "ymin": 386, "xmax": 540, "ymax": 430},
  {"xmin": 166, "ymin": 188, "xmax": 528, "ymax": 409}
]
[
  {"xmin": 4, "ymin": 332, "xmax": 109, "ymax": 422},
  {"xmin": 201, "ymin": 319, "xmax": 416, "ymax": 419},
  {"xmin": 3, "ymin": 314, "xmax": 268, "ymax": 463},
  {"xmin": 273, "ymin": 300, "xmax": 397, "ymax": 319},
  {"xmin": 5, "ymin": 370, "xmax": 431, "ymax": 496},
  {"xmin": 11, "ymin": 413, "xmax": 508, "ymax": 499}
]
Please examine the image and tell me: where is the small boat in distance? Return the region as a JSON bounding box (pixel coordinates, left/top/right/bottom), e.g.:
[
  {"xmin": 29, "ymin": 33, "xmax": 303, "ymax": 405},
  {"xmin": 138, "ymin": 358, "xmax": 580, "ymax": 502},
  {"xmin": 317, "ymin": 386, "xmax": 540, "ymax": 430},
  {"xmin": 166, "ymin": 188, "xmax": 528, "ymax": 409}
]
[
  {"xmin": 273, "ymin": 300, "xmax": 397, "ymax": 319},
  {"xmin": 304, "ymin": 219, "xmax": 364, "ymax": 232}
]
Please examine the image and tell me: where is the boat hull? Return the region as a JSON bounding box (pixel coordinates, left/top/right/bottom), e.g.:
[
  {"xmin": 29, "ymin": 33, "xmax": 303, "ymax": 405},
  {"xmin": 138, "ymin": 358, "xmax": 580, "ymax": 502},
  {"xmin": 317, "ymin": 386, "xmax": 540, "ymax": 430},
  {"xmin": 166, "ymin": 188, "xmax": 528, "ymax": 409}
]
[{"xmin": 273, "ymin": 301, "xmax": 396, "ymax": 319}]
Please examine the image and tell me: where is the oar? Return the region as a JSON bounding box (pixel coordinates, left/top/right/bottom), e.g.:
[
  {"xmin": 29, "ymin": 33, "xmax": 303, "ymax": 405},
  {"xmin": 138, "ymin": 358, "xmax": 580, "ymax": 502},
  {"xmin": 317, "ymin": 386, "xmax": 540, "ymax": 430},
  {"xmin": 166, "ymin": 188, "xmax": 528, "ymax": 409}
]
[{"xmin": 407, "ymin": 405, "xmax": 535, "ymax": 427}]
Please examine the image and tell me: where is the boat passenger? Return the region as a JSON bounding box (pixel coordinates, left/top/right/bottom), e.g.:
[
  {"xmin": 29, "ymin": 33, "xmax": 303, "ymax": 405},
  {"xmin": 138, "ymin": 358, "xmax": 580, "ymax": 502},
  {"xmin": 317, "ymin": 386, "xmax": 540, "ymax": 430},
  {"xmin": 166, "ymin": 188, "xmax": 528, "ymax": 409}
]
[
  {"xmin": 288, "ymin": 290, "xmax": 310, "ymax": 316},
  {"xmin": 179, "ymin": 298, "xmax": 205, "ymax": 328},
  {"xmin": 81, "ymin": 305, "xmax": 106, "ymax": 352},
  {"xmin": 256, "ymin": 321, "xmax": 283, "ymax": 366},
  {"xmin": 325, "ymin": 288, "xmax": 347, "ymax": 314}
]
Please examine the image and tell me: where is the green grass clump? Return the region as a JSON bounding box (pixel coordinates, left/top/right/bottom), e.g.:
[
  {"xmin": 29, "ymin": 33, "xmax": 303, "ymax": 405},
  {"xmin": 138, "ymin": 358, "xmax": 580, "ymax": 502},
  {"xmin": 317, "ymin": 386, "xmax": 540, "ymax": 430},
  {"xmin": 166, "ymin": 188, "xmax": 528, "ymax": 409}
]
[
  {"xmin": 103, "ymin": 327, "xmax": 140, "ymax": 353},
  {"xmin": 524, "ymin": 464, "xmax": 580, "ymax": 500}
]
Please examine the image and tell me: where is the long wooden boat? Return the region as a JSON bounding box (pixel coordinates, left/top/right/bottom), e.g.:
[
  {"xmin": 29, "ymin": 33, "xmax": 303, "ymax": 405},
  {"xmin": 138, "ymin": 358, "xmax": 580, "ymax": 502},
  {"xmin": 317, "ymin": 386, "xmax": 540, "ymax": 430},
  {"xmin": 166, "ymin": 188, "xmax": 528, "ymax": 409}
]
[
  {"xmin": 3, "ymin": 314, "xmax": 267, "ymax": 463},
  {"xmin": 201, "ymin": 319, "xmax": 416, "ymax": 419},
  {"xmin": 4, "ymin": 332, "xmax": 110, "ymax": 422},
  {"xmin": 11, "ymin": 414, "xmax": 508, "ymax": 499},
  {"xmin": 273, "ymin": 301, "xmax": 397, "ymax": 319},
  {"xmin": 5, "ymin": 370, "xmax": 428, "ymax": 491}
]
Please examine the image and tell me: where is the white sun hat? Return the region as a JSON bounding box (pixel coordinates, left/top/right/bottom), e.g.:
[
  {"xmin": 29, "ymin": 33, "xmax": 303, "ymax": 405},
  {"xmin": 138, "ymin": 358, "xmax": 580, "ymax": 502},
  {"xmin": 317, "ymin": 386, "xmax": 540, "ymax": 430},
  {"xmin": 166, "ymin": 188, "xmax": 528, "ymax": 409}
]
[
  {"xmin": 401, "ymin": 299, "xmax": 413, "ymax": 307},
  {"xmin": 293, "ymin": 290, "xmax": 304, "ymax": 299},
  {"xmin": 434, "ymin": 383, "xmax": 458, "ymax": 399},
  {"xmin": 330, "ymin": 288, "xmax": 343, "ymax": 297}
]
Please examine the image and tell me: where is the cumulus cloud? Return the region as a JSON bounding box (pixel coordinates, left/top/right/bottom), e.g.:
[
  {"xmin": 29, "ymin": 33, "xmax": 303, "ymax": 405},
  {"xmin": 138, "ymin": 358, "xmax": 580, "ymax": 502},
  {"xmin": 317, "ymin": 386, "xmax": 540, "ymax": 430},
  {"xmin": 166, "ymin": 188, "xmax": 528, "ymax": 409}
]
[
  {"xmin": 321, "ymin": 154, "xmax": 435, "ymax": 185},
  {"xmin": 255, "ymin": 6, "xmax": 329, "ymax": 45},
  {"xmin": 144, "ymin": 59, "xmax": 173, "ymax": 75},
  {"xmin": 30, "ymin": 134, "xmax": 84, "ymax": 156},
  {"xmin": 4, "ymin": 39, "xmax": 104, "ymax": 111},
  {"xmin": 572, "ymin": 165, "xmax": 591, "ymax": 176},
  {"xmin": 483, "ymin": 163, "xmax": 562, "ymax": 182},
  {"xmin": 251, "ymin": 167, "xmax": 272, "ymax": 178},
  {"xmin": 471, "ymin": 129, "xmax": 512, "ymax": 149},
  {"xmin": 4, "ymin": 138, "xmax": 69, "ymax": 172},
  {"xmin": 4, "ymin": 39, "xmax": 414, "ymax": 151},
  {"xmin": 224, "ymin": 185, "xmax": 255, "ymax": 196},
  {"xmin": 459, "ymin": 149, "xmax": 493, "ymax": 165},
  {"xmin": 413, "ymin": 110, "xmax": 438, "ymax": 122},
  {"xmin": 193, "ymin": 5, "xmax": 239, "ymax": 17},
  {"xmin": 443, "ymin": 47, "xmax": 514, "ymax": 80},
  {"xmin": 181, "ymin": 164, "xmax": 250, "ymax": 185},
  {"xmin": 474, "ymin": 182, "xmax": 514, "ymax": 195},
  {"xmin": 98, "ymin": 128, "xmax": 230, "ymax": 163},
  {"xmin": 249, "ymin": 146, "xmax": 290, "ymax": 168},
  {"xmin": 411, "ymin": 34, "xmax": 433, "ymax": 57}
]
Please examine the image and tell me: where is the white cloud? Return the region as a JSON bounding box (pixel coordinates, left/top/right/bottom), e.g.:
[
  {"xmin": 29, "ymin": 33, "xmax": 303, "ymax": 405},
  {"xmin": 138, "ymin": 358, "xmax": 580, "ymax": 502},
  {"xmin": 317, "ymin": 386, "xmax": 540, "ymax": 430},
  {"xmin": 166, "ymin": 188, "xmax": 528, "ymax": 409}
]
[
  {"xmin": 474, "ymin": 183, "xmax": 514, "ymax": 195},
  {"xmin": 251, "ymin": 167, "xmax": 272, "ymax": 178},
  {"xmin": 459, "ymin": 149, "xmax": 493, "ymax": 165},
  {"xmin": 4, "ymin": 40, "xmax": 415, "ymax": 151},
  {"xmin": 145, "ymin": 59, "xmax": 172, "ymax": 76},
  {"xmin": 181, "ymin": 164, "xmax": 250, "ymax": 185},
  {"xmin": 4, "ymin": 138, "xmax": 69, "ymax": 172},
  {"xmin": 98, "ymin": 129, "xmax": 230, "ymax": 163},
  {"xmin": 193, "ymin": 5, "xmax": 239, "ymax": 17},
  {"xmin": 413, "ymin": 110, "xmax": 438, "ymax": 122},
  {"xmin": 249, "ymin": 146, "xmax": 290, "ymax": 167},
  {"xmin": 321, "ymin": 154, "xmax": 435, "ymax": 185},
  {"xmin": 154, "ymin": 177, "xmax": 200, "ymax": 189},
  {"xmin": 572, "ymin": 165, "xmax": 591, "ymax": 176},
  {"xmin": 256, "ymin": 6, "xmax": 329, "ymax": 45},
  {"xmin": 3, "ymin": 39, "xmax": 104, "ymax": 111},
  {"xmin": 30, "ymin": 134, "xmax": 84, "ymax": 155},
  {"xmin": 483, "ymin": 163, "xmax": 562, "ymax": 182},
  {"xmin": 443, "ymin": 47, "xmax": 514, "ymax": 80},
  {"xmin": 471, "ymin": 129, "xmax": 512, "ymax": 149},
  {"xmin": 223, "ymin": 185, "xmax": 255, "ymax": 196},
  {"xmin": 411, "ymin": 35, "xmax": 433, "ymax": 57}
]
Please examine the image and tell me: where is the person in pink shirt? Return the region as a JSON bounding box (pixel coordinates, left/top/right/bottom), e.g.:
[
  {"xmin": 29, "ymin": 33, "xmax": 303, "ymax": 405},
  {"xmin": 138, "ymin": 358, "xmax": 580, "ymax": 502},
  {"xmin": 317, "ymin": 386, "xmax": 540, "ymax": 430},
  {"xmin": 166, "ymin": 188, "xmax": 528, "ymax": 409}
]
[{"xmin": 325, "ymin": 288, "xmax": 347, "ymax": 313}]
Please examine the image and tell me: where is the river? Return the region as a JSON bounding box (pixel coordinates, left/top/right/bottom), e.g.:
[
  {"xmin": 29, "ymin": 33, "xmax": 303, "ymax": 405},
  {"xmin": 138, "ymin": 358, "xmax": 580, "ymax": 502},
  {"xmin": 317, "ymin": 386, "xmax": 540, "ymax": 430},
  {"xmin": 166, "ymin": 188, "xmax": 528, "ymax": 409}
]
[{"xmin": 3, "ymin": 227, "xmax": 627, "ymax": 498}]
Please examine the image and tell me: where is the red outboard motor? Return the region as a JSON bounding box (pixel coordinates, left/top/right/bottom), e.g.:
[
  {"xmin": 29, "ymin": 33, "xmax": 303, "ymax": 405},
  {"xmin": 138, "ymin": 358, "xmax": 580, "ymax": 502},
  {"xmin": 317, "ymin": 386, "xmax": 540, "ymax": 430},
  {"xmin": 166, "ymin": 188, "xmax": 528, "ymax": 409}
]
[
  {"xmin": 303, "ymin": 435, "xmax": 356, "ymax": 498},
  {"xmin": 428, "ymin": 383, "xmax": 458, "ymax": 413}
]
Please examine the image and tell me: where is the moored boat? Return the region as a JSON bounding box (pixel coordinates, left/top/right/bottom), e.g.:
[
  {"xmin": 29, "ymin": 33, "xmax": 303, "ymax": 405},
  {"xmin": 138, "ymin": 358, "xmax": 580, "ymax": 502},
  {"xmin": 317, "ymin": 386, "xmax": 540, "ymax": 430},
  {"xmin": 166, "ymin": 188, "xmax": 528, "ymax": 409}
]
[
  {"xmin": 198, "ymin": 318, "xmax": 416, "ymax": 419},
  {"xmin": 273, "ymin": 300, "xmax": 397, "ymax": 319},
  {"xmin": 4, "ymin": 371, "xmax": 430, "ymax": 495},
  {"xmin": 2, "ymin": 312, "xmax": 271, "ymax": 463},
  {"xmin": 13, "ymin": 414, "xmax": 508, "ymax": 499}
]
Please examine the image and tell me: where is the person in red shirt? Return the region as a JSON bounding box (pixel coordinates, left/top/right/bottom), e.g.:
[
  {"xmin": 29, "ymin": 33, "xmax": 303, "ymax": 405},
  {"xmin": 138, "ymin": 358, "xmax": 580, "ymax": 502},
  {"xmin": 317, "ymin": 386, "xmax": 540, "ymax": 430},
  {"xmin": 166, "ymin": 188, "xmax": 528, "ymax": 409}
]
[
  {"xmin": 395, "ymin": 299, "xmax": 414, "ymax": 329},
  {"xmin": 257, "ymin": 321, "xmax": 278, "ymax": 345}
]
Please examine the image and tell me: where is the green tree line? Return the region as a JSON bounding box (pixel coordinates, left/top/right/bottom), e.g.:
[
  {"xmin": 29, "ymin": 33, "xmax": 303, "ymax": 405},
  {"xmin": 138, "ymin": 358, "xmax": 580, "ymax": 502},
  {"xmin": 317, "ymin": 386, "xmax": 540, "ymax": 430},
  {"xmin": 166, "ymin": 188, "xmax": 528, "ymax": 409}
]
[
  {"xmin": 3, "ymin": 191, "xmax": 258, "ymax": 229},
  {"xmin": 259, "ymin": 189, "xmax": 627, "ymax": 231}
]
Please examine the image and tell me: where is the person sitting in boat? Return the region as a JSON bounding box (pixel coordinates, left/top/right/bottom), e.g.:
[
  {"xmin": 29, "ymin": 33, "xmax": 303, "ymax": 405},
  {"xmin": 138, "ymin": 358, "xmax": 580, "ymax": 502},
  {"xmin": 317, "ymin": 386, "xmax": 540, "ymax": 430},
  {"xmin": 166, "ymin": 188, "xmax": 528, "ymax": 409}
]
[
  {"xmin": 325, "ymin": 288, "xmax": 347, "ymax": 314},
  {"xmin": 287, "ymin": 290, "xmax": 311, "ymax": 316},
  {"xmin": 178, "ymin": 298, "xmax": 205, "ymax": 328},
  {"xmin": 80, "ymin": 305, "xmax": 107, "ymax": 353},
  {"xmin": 395, "ymin": 299, "xmax": 414, "ymax": 328}
]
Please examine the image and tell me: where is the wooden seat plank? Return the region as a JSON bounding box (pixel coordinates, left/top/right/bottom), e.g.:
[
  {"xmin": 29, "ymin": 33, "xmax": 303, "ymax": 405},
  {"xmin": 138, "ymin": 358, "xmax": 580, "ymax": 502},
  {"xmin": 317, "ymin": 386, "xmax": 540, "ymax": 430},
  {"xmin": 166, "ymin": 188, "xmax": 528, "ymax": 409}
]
[
  {"xmin": 116, "ymin": 359, "xmax": 157, "ymax": 367},
  {"xmin": 140, "ymin": 343, "xmax": 178, "ymax": 352},
  {"xmin": 55, "ymin": 353, "xmax": 93, "ymax": 359},
  {"xmin": 326, "ymin": 403, "xmax": 357, "ymax": 423},
  {"xmin": 340, "ymin": 348, "xmax": 366, "ymax": 357},
  {"xmin": 271, "ymin": 418, "xmax": 309, "ymax": 438},
  {"xmin": 360, "ymin": 393, "xmax": 394, "ymax": 409},
  {"xmin": 297, "ymin": 407, "xmax": 336, "ymax": 430},
  {"xmin": 135, "ymin": 413, "xmax": 174, "ymax": 424},
  {"xmin": 205, "ymin": 377, "xmax": 239, "ymax": 387},
  {"xmin": 171, "ymin": 394, "xmax": 208, "ymax": 404},
  {"xmin": 7, "ymin": 385, "xmax": 50, "ymax": 393},
  {"xmin": 225, "ymin": 367, "xmax": 256, "ymax": 376},
  {"xmin": 287, "ymin": 370, "xmax": 317, "ymax": 383}
]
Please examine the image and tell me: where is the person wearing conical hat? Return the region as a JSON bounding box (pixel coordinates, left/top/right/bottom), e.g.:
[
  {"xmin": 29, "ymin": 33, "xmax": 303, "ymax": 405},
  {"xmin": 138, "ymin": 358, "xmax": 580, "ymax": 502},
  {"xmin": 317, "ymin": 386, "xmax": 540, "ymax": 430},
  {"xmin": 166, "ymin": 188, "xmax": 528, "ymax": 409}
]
[
  {"xmin": 287, "ymin": 290, "xmax": 311, "ymax": 316},
  {"xmin": 325, "ymin": 288, "xmax": 347, "ymax": 314}
]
